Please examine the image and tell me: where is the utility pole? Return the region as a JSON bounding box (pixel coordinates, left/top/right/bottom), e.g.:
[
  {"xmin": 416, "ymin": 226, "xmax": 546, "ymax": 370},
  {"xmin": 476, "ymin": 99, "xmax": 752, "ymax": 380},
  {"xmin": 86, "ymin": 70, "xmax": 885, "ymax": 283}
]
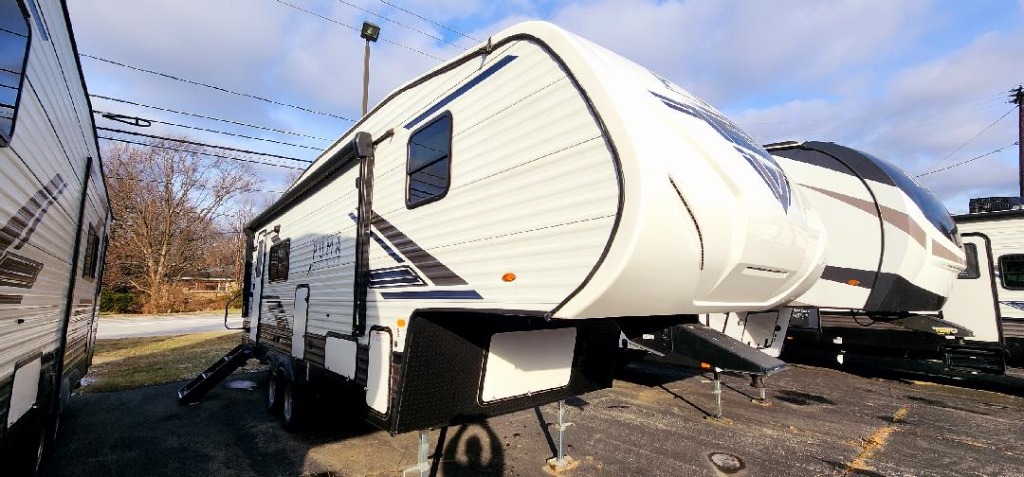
[
  {"xmin": 360, "ymin": 22, "xmax": 380, "ymax": 117},
  {"xmin": 1013, "ymin": 85, "xmax": 1024, "ymax": 197}
]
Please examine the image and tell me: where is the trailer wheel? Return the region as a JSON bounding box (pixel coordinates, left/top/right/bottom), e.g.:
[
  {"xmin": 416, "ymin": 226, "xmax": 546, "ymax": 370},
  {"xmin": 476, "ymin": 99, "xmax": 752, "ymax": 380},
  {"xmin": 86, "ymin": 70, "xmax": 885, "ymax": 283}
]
[
  {"xmin": 281, "ymin": 377, "xmax": 305, "ymax": 432},
  {"xmin": 266, "ymin": 368, "xmax": 282, "ymax": 414}
]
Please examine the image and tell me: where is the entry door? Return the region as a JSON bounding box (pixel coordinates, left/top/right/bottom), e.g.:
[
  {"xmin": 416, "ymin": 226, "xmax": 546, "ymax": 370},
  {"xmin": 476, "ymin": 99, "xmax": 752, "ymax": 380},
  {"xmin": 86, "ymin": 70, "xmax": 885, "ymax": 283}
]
[
  {"xmin": 249, "ymin": 237, "xmax": 266, "ymax": 342},
  {"xmin": 292, "ymin": 286, "xmax": 309, "ymax": 358},
  {"xmin": 942, "ymin": 234, "xmax": 1001, "ymax": 343}
]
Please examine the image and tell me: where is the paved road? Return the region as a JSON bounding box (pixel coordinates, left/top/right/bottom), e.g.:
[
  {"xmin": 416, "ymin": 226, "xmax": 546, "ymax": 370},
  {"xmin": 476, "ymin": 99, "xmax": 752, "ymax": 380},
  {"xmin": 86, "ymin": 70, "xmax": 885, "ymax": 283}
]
[
  {"xmin": 45, "ymin": 360, "xmax": 1024, "ymax": 476},
  {"xmin": 97, "ymin": 312, "xmax": 244, "ymax": 339}
]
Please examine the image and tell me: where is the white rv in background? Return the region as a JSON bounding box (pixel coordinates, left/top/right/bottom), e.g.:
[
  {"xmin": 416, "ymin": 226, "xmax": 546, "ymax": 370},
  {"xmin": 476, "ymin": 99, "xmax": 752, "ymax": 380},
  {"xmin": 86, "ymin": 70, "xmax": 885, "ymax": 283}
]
[
  {"xmin": 751, "ymin": 143, "xmax": 1024, "ymax": 374},
  {"xmin": 630, "ymin": 141, "xmax": 966, "ymax": 374},
  {"xmin": 0, "ymin": 0, "xmax": 110, "ymax": 474},
  {"xmin": 925, "ymin": 201, "xmax": 1024, "ymax": 371},
  {"xmin": 178, "ymin": 21, "xmax": 830, "ymax": 436}
]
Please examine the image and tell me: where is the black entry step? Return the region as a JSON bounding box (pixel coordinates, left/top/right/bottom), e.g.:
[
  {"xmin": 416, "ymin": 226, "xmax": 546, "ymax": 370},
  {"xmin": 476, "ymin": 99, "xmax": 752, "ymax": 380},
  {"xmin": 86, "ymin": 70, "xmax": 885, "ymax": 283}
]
[
  {"xmin": 620, "ymin": 320, "xmax": 787, "ymax": 375},
  {"xmin": 177, "ymin": 344, "xmax": 253, "ymax": 404},
  {"xmin": 942, "ymin": 346, "xmax": 1006, "ymax": 374}
]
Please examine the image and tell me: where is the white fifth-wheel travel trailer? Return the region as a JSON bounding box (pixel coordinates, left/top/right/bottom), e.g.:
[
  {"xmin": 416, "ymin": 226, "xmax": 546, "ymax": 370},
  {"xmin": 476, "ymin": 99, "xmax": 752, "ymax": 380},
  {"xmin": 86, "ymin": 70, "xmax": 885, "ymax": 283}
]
[
  {"xmin": 181, "ymin": 21, "xmax": 830, "ymax": 438},
  {"xmin": 0, "ymin": 0, "xmax": 110, "ymax": 474}
]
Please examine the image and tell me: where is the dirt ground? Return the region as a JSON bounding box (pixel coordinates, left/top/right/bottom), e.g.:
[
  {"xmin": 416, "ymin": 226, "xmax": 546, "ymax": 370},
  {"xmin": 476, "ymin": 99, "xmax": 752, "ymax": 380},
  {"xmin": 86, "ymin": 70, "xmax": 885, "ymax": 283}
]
[{"xmin": 44, "ymin": 360, "xmax": 1024, "ymax": 477}]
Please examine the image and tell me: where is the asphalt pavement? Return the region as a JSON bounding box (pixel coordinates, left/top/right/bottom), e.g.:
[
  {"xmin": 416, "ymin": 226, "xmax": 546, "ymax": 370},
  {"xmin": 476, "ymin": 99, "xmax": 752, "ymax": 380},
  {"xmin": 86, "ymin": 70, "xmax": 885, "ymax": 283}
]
[
  {"xmin": 97, "ymin": 312, "xmax": 244, "ymax": 339},
  {"xmin": 44, "ymin": 359, "xmax": 1024, "ymax": 476}
]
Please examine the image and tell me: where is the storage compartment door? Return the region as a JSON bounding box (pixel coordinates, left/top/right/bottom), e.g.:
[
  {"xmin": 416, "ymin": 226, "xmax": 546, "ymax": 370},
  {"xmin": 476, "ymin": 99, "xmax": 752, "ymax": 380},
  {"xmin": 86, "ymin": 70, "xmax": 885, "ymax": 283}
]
[{"xmin": 365, "ymin": 329, "xmax": 391, "ymax": 414}]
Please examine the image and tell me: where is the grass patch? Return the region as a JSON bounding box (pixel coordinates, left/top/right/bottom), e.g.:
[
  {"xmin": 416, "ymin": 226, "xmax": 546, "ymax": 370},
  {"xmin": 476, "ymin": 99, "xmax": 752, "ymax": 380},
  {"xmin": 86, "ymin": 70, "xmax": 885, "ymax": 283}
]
[{"xmin": 81, "ymin": 331, "xmax": 248, "ymax": 393}]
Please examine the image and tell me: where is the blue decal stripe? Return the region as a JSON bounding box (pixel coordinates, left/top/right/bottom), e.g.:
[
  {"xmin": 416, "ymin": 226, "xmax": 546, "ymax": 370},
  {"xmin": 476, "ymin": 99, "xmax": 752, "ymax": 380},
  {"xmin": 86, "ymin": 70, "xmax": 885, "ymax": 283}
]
[
  {"xmin": 368, "ymin": 266, "xmax": 425, "ymax": 288},
  {"xmin": 1001, "ymin": 301, "xmax": 1024, "ymax": 312},
  {"xmin": 404, "ymin": 55, "xmax": 519, "ymax": 130},
  {"xmin": 380, "ymin": 290, "xmax": 483, "ymax": 300},
  {"xmin": 350, "ymin": 212, "xmax": 405, "ymax": 263}
]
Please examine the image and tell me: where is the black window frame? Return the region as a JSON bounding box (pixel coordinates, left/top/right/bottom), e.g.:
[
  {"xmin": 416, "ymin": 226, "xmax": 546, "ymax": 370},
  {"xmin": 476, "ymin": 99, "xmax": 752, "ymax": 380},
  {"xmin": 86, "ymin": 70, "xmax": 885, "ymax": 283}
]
[
  {"xmin": 0, "ymin": 0, "xmax": 32, "ymax": 146},
  {"xmin": 268, "ymin": 239, "xmax": 290, "ymax": 283},
  {"xmin": 998, "ymin": 254, "xmax": 1024, "ymax": 290},
  {"xmin": 81, "ymin": 223, "xmax": 99, "ymax": 279},
  {"xmin": 957, "ymin": 243, "xmax": 979, "ymax": 280},
  {"xmin": 405, "ymin": 111, "xmax": 453, "ymax": 209},
  {"xmin": 255, "ymin": 238, "xmax": 265, "ymax": 278}
]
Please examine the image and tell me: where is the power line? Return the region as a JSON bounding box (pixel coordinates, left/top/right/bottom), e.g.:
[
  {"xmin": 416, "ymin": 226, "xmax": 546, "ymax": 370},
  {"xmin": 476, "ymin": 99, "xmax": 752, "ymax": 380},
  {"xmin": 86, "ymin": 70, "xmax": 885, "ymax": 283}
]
[
  {"xmin": 918, "ymin": 106, "xmax": 1016, "ymax": 175},
  {"xmin": 915, "ymin": 142, "xmax": 1018, "ymax": 178},
  {"xmin": 333, "ymin": 0, "xmax": 468, "ymax": 49},
  {"xmin": 376, "ymin": 0, "xmax": 479, "ymax": 42},
  {"xmin": 98, "ymin": 136, "xmax": 305, "ymax": 170},
  {"xmin": 80, "ymin": 53, "xmax": 356, "ymax": 122},
  {"xmin": 91, "ymin": 94, "xmax": 333, "ymax": 142},
  {"xmin": 97, "ymin": 127, "xmax": 313, "ymax": 163},
  {"xmin": 274, "ymin": 0, "xmax": 445, "ymax": 61},
  {"xmin": 94, "ymin": 110, "xmax": 322, "ymax": 151},
  {"xmin": 0, "ymin": 26, "xmax": 27, "ymax": 38},
  {"xmin": 109, "ymin": 175, "xmax": 286, "ymax": 194}
]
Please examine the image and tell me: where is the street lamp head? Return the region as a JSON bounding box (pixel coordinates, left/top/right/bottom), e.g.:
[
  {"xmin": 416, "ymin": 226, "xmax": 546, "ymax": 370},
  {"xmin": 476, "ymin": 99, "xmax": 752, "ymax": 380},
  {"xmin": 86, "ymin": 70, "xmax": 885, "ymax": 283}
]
[{"xmin": 361, "ymin": 21, "xmax": 380, "ymax": 42}]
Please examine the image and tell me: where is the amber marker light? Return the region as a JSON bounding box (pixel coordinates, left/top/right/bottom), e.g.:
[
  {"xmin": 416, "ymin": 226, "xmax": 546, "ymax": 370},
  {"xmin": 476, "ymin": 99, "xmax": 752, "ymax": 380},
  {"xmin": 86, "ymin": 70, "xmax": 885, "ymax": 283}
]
[
  {"xmin": 700, "ymin": 362, "xmax": 712, "ymax": 369},
  {"xmin": 847, "ymin": 279, "xmax": 860, "ymax": 286},
  {"xmin": 502, "ymin": 272, "xmax": 517, "ymax": 282},
  {"xmin": 397, "ymin": 319, "xmax": 407, "ymax": 328}
]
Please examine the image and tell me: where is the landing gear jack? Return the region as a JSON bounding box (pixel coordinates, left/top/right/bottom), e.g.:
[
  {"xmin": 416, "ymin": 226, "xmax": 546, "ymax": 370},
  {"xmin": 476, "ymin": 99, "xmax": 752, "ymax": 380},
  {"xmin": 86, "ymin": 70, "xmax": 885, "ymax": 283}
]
[
  {"xmin": 703, "ymin": 369, "xmax": 733, "ymax": 424},
  {"xmin": 403, "ymin": 429, "xmax": 432, "ymax": 477},
  {"xmin": 750, "ymin": 374, "xmax": 772, "ymax": 406},
  {"xmin": 545, "ymin": 399, "xmax": 579, "ymax": 472}
]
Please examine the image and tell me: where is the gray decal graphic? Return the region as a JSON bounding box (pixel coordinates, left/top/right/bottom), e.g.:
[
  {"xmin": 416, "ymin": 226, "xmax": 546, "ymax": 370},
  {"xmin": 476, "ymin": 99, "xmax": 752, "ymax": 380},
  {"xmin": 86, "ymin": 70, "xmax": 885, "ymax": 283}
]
[{"xmin": 0, "ymin": 174, "xmax": 67, "ymax": 296}]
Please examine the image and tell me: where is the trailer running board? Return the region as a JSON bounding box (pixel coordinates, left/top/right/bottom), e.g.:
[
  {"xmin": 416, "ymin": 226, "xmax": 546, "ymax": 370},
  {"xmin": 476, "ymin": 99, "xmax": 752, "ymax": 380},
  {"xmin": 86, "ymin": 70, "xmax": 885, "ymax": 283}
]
[
  {"xmin": 620, "ymin": 320, "xmax": 787, "ymax": 375},
  {"xmin": 177, "ymin": 344, "xmax": 253, "ymax": 404}
]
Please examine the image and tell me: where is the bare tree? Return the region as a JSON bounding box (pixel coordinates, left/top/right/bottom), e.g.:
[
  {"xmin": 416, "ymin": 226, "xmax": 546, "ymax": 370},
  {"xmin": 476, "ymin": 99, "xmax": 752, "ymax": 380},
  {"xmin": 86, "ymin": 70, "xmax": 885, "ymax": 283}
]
[{"xmin": 103, "ymin": 138, "xmax": 261, "ymax": 312}]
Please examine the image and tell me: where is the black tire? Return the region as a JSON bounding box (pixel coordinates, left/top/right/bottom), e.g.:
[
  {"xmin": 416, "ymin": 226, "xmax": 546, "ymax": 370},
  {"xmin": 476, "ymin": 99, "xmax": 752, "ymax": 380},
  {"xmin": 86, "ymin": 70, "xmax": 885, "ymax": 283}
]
[
  {"xmin": 266, "ymin": 368, "xmax": 281, "ymax": 414},
  {"xmin": 281, "ymin": 377, "xmax": 304, "ymax": 432}
]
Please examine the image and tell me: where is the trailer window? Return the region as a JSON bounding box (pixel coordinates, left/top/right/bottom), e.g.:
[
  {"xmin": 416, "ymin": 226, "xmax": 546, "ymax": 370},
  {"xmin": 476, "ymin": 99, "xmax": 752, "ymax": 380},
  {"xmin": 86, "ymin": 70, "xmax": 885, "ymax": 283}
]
[
  {"xmin": 0, "ymin": 0, "xmax": 31, "ymax": 145},
  {"xmin": 998, "ymin": 254, "xmax": 1024, "ymax": 290},
  {"xmin": 81, "ymin": 224, "xmax": 99, "ymax": 279},
  {"xmin": 957, "ymin": 243, "xmax": 979, "ymax": 279},
  {"xmin": 407, "ymin": 113, "xmax": 452, "ymax": 208},
  {"xmin": 268, "ymin": 239, "xmax": 290, "ymax": 283}
]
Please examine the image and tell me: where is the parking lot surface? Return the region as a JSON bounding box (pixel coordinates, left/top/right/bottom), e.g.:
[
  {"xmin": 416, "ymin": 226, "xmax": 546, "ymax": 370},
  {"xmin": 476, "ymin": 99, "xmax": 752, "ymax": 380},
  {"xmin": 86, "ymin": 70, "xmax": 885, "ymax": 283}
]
[{"xmin": 46, "ymin": 361, "xmax": 1024, "ymax": 477}]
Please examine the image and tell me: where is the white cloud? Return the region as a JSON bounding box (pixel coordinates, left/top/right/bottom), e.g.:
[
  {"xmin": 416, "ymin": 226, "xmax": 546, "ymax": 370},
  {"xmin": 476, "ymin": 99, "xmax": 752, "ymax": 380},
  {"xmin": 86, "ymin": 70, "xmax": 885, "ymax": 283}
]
[
  {"xmin": 545, "ymin": 0, "xmax": 934, "ymax": 104},
  {"xmin": 64, "ymin": 0, "xmax": 1023, "ymax": 210}
]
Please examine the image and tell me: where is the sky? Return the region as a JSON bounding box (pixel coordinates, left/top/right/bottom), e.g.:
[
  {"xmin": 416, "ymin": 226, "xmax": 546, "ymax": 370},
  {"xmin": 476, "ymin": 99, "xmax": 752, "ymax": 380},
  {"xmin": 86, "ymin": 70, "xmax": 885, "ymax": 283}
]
[{"xmin": 65, "ymin": 0, "xmax": 1024, "ymax": 214}]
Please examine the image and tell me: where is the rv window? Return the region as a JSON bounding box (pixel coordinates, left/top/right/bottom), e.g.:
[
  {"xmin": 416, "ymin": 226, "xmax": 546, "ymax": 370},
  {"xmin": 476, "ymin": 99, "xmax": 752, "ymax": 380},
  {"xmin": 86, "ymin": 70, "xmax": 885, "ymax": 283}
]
[
  {"xmin": 81, "ymin": 224, "xmax": 99, "ymax": 279},
  {"xmin": 0, "ymin": 0, "xmax": 31, "ymax": 145},
  {"xmin": 999, "ymin": 254, "xmax": 1024, "ymax": 290},
  {"xmin": 407, "ymin": 113, "xmax": 452, "ymax": 208},
  {"xmin": 255, "ymin": 238, "xmax": 265, "ymax": 277},
  {"xmin": 957, "ymin": 243, "xmax": 979, "ymax": 279},
  {"xmin": 268, "ymin": 239, "xmax": 290, "ymax": 283}
]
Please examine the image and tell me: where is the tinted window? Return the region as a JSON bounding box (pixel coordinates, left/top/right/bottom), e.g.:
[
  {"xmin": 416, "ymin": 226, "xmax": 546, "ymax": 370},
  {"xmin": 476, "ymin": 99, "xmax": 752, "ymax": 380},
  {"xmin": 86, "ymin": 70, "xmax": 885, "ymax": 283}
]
[
  {"xmin": 407, "ymin": 113, "xmax": 451, "ymax": 208},
  {"xmin": 999, "ymin": 254, "xmax": 1024, "ymax": 290},
  {"xmin": 268, "ymin": 239, "xmax": 290, "ymax": 283},
  {"xmin": 958, "ymin": 243, "xmax": 979, "ymax": 280},
  {"xmin": 867, "ymin": 152, "xmax": 958, "ymax": 242},
  {"xmin": 82, "ymin": 224, "xmax": 99, "ymax": 279},
  {"xmin": 0, "ymin": 0, "xmax": 30, "ymax": 143}
]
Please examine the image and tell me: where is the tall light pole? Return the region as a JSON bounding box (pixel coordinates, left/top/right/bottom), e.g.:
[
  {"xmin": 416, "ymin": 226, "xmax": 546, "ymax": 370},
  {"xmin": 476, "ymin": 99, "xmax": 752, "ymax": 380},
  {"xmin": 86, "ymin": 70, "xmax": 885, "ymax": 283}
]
[
  {"xmin": 360, "ymin": 21, "xmax": 380, "ymax": 117},
  {"xmin": 1012, "ymin": 85, "xmax": 1024, "ymax": 197}
]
